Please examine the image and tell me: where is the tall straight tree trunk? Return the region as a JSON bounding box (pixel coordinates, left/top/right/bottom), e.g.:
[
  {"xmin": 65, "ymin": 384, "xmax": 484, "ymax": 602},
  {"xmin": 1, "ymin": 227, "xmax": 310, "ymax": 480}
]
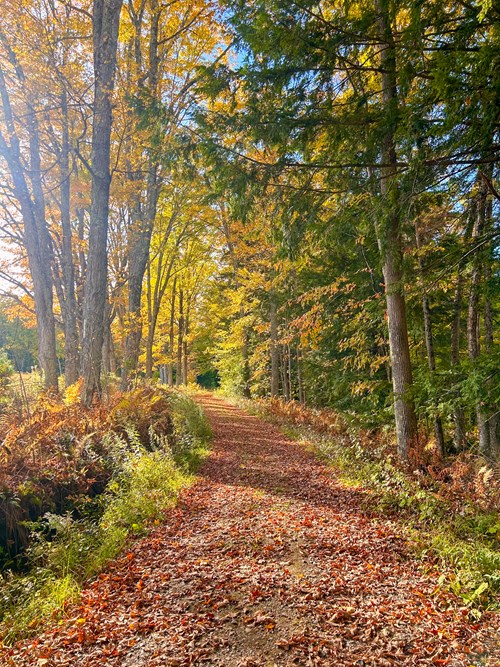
[
  {"xmin": 221, "ymin": 207, "xmax": 252, "ymax": 398},
  {"xmin": 450, "ymin": 208, "xmax": 475, "ymax": 451},
  {"xmin": 122, "ymin": 0, "xmax": 161, "ymax": 388},
  {"xmin": 422, "ymin": 293, "xmax": 445, "ymax": 456},
  {"xmin": 281, "ymin": 346, "xmax": 290, "ymax": 401},
  {"xmin": 297, "ymin": 347, "xmax": 305, "ymax": 405},
  {"xmin": 176, "ymin": 288, "xmax": 184, "ymax": 386},
  {"xmin": 145, "ymin": 258, "xmax": 154, "ymax": 379},
  {"xmin": 484, "ymin": 263, "xmax": 498, "ymax": 457},
  {"xmin": 81, "ymin": 0, "xmax": 123, "ymax": 405},
  {"xmin": 287, "ymin": 342, "xmax": 293, "ymax": 400},
  {"xmin": 481, "ymin": 173, "xmax": 498, "ymax": 458},
  {"xmin": 183, "ymin": 313, "xmax": 189, "ymax": 385},
  {"xmin": 59, "ymin": 89, "xmax": 80, "ymax": 386},
  {"xmin": 270, "ymin": 300, "xmax": 279, "ymax": 397},
  {"xmin": 242, "ymin": 328, "xmax": 251, "ymax": 398},
  {"xmin": 467, "ymin": 176, "xmax": 490, "ymax": 455},
  {"xmin": 0, "ymin": 61, "xmax": 58, "ymax": 390},
  {"xmin": 167, "ymin": 278, "xmax": 177, "ymax": 386},
  {"xmin": 75, "ymin": 204, "xmax": 87, "ymax": 339},
  {"xmin": 450, "ymin": 268, "xmax": 467, "ymax": 450},
  {"xmin": 102, "ymin": 301, "xmax": 113, "ymax": 375},
  {"xmin": 375, "ymin": 0, "xmax": 418, "ymax": 462},
  {"xmin": 415, "ymin": 222, "xmax": 445, "ymax": 456}
]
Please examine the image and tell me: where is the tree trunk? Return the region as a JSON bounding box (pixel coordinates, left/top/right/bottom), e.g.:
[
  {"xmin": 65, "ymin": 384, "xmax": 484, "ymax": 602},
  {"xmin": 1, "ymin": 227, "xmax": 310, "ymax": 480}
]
[
  {"xmin": 375, "ymin": 0, "xmax": 418, "ymax": 462},
  {"xmin": 0, "ymin": 63, "xmax": 58, "ymax": 391},
  {"xmin": 102, "ymin": 303, "xmax": 113, "ymax": 375},
  {"xmin": 415, "ymin": 221, "xmax": 445, "ymax": 457},
  {"xmin": 59, "ymin": 89, "xmax": 80, "ymax": 386},
  {"xmin": 122, "ymin": 0, "xmax": 161, "ymax": 388},
  {"xmin": 167, "ymin": 278, "xmax": 177, "ymax": 386},
  {"xmin": 450, "ymin": 208, "xmax": 474, "ymax": 451},
  {"xmin": 81, "ymin": 0, "xmax": 123, "ymax": 405},
  {"xmin": 481, "ymin": 174, "xmax": 498, "ymax": 458},
  {"xmin": 176, "ymin": 288, "xmax": 184, "ymax": 386},
  {"xmin": 297, "ymin": 346, "xmax": 305, "ymax": 405},
  {"xmin": 450, "ymin": 269, "xmax": 467, "ymax": 451},
  {"xmin": 75, "ymin": 204, "xmax": 87, "ymax": 341},
  {"xmin": 183, "ymin": 313, "xmax": 189, "ymax": 385},
  {"xmin": 484, "ymin": 263, "xmax": 498, "ymax": 457},
  {"xmin": 287, "ymin": 342, "xmax": 293, "ymax": 400},
  {"xmin": 145, "ymin": 258, "xmax": 154, "ymax": 379},
  {"xmin": 270, "ymin": 300, "xmax": 279, "ymax": 397},
  {"xmin": 242, "ymin": 328, "xmax": 251, "ymax": 398},
  {"xmin": 467, "ymin": 176, "xmax": 490, "ymax": 455},
  {"xmin": 281, "ymin": 345, "xmax": 290, "ymax": 401}
]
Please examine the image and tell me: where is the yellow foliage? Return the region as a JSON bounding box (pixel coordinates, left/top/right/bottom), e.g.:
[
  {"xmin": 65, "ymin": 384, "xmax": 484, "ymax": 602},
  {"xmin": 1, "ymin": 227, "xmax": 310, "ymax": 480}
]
[{"xmin": 63, "ymin": 379, "xmax": 84, "ymax": 406}]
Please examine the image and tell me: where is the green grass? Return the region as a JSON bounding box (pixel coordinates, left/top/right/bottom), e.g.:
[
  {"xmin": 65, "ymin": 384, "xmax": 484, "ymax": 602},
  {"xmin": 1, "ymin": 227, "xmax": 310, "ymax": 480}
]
[{"xmin": 0, "ymin": 388, "xmax": 212, "ymax": 644}]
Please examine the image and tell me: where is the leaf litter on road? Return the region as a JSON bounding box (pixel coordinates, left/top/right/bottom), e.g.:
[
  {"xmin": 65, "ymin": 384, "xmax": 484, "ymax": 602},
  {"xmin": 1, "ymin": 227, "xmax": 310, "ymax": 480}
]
[{"xmin": 2, "ymin": 395, "xmax": 499, "ymax": 666}]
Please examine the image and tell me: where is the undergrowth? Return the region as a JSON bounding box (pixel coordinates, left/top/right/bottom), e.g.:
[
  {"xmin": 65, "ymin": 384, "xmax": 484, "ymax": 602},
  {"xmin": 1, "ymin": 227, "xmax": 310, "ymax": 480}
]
[
  {"xmin": 0, "ymin": 386, "xmax": 211, "ymax": 644},
  {"xmin": 238, "ymin": 396, "xmax": 500, "ymax": 615}
]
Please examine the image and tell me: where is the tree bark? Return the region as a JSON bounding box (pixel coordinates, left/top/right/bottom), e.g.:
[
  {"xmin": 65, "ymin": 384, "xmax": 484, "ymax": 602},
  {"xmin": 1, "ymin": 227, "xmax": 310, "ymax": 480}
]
[
  {"xmin": 176, "ymin": 288, "xmax": 184, "ymax": 386},
  {"xmin": 0, "ymin": 60, "xmax": 58, "ymax": 390},
  {"xmin": 59, "ymin": 88, "xmax": 80, "ymax": 386},
  {"xmin": 183, "ymin": 312, "xmax": 189, "ymax": 385},
  {"xmin": 415, "ymin": 221, "xmax": 445, "ymax": 456},
  {"xmin": 270, "ymin": 300, "xmax": 279, "ymax": 397},
  {"xmin": 450, "ymin": 208, "xmax": 475, "ymax": 451},
  {"xmin": 484, "ymin": 262, "xmax": 498, "ymax": 458},
  {"xmin": 467, "ymin": 176, "xmax": 490, "ymax": 455},
  {"xmin": 281, "ymin": 345, "xmax": 290, "ymax": 401},
  {"xmin": 122, "ymin": 0, "xmax": 161, "ymax": 387},
  {"xmin": 375, "ymin": 0, "xmax": 418, "ymax": 462},
  {"xmin": 450, "ymin": 268, "xmax": 467, "ymax": 451},
  {"xmin": 167, "ymin": 278, "xmax": 177, "ymax": 386},
  {"xmin": 297, "ymin": 346, "xmax": 305, "ymax": 405},
  {"xmin": 75, "ymin": 203, "xmax": 87, "ymax": 341},
  {"xmin": 81, "ymin": 0, "xmax": 123, "ymax": 405},
  {"xmin": 242, "ymin": 327, "xmax": 251, "ymax": 398},
  {"xmin": 102, "ymin": 300, "xmax": 114, "ymax": 375},
  {"xmin": 287, "ymin": 342, "xmax": 293, "ymax": 400},
  {"xmin": 481, "ymin": 174, "xmax": 498, "ymax": 458}
]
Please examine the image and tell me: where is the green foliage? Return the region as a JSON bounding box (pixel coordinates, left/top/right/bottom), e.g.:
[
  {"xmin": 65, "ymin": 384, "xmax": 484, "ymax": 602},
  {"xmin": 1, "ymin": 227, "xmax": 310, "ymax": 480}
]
[
  {"xmin": 100, "ymin": 450, "xmax": 182, "ymax": 535},
  {"xmin": 191, "ymin": 0, "xmax": 500, "ymax": 460},
  {"xmin": 0, "ymin": 304, "xmax": 37, "ymax": 374},
  {"xmin": 0, "ymin": 389, "xmax": 211, "ymax": 643},
  {"xmin": 167, "ymin": 390, "xmax": 212, "ymax": 464},
  {"xmin": 0, "ymin": 350, "xmax": 14, "ymax": 411},
  {"xmin": 252, "ymin": 399, "xmax": 500, "ymax": 611},
  {"xmin": 0, "ymin": 350, "xmax": 13, "ymax": 385}
]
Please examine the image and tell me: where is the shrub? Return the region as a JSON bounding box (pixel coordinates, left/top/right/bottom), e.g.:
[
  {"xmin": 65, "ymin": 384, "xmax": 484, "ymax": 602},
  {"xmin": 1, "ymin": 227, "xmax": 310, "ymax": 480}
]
[
  {"xmin": 0, "ymin": 351, "xmax": 13, "ymax": 389},
  {"xmin": 0, "ymin": 386, "xmax": 211, "ymax": 642},
  {"xmin": 252, "ymin": 397, "xmax": 500, "ymax": 611}
]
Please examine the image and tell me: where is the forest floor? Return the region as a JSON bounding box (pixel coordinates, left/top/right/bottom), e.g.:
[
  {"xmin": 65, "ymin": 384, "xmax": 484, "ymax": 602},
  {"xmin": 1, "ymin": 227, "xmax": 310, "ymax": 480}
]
[{"xmin": 2, "ymin": 394, "xmax": 499, "ymax": 667}]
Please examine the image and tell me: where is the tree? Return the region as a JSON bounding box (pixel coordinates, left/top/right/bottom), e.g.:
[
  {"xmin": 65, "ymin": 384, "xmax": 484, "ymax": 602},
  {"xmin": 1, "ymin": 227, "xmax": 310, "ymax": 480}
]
[
  {"xmin": 0, "ymin": 26, "xmax": 59, "ymax": 390},
  {"xmin": 193, "ymin": 0, "xmax": 498, "ymax": 460},
  {"xmin": 81, "ymin": 0, "xmax": 123, "ymax": 405}
]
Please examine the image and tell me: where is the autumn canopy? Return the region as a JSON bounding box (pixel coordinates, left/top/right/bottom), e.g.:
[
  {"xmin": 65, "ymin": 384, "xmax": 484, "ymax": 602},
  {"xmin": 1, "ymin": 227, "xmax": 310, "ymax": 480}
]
[{"xmin": 0, "ymin": 0, "xmax": 498, "ymax": 459}]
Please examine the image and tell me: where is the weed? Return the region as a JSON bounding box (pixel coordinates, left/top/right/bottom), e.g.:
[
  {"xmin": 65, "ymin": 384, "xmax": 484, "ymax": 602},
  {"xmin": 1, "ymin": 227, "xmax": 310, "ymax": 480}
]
[
  {"xmin": 0, "ymin": 387, "xmax": 211, "ymax": 643},
  {"xmin": 249, "ymin": 398, "xmax": 500, "ymax": 612}
]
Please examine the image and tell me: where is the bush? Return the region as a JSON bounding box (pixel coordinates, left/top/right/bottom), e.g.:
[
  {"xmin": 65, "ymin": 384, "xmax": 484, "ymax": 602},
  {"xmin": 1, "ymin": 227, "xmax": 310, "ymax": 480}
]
[
  {"xmin": 251, "ymin": 397, "xmax": 500, "ymax": 612},
  {"xmin": 167, "ymin": 390, "xmax": 212, "ymax": 464},
  {"xmin": 0, "ymin": 386, "xmax": 211, "ymax": 643},
  {"xmin": 0, "ymin": 351, "xmax": 13, "ymax": 388}
]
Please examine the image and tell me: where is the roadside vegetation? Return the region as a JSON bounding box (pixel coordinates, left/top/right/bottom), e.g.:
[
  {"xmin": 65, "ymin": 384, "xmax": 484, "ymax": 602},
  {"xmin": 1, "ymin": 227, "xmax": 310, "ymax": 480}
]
[
  {"xmin": 0, "ymin": 384, "xmax": 211, "ymax": 644},
  {"xmin": 231, "ymin": 396, "xmax": 500, "ymax": 614}
]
